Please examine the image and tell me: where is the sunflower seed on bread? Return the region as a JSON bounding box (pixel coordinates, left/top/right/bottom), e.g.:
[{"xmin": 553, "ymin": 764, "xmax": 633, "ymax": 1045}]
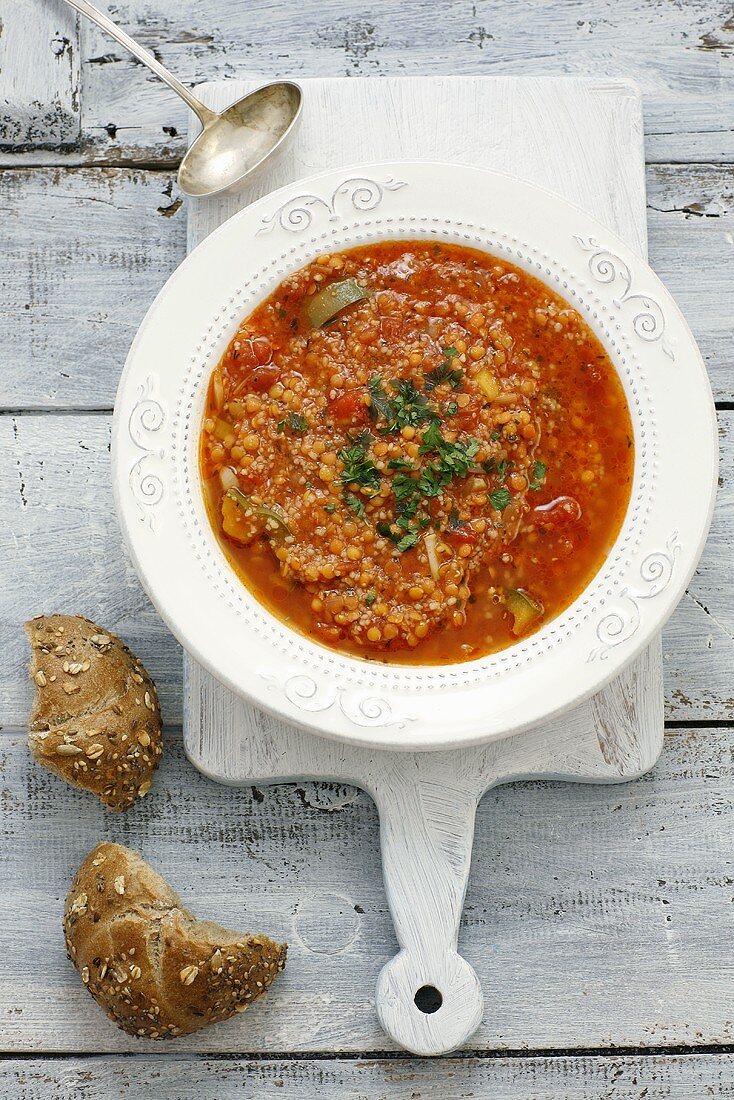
[
  {"xmin": 64, "ymin": 843, "xmax": 287, "ymax": 1038},
  {"xmin": 25, "ymin": 615, "xmax": 163, "ymax": 811}
]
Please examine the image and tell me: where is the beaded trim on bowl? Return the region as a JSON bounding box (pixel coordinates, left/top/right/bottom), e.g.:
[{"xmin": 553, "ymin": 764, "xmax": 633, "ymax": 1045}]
[{"xmin": 165, "ymin": 199, "xmax": 658, "ymax": 693}]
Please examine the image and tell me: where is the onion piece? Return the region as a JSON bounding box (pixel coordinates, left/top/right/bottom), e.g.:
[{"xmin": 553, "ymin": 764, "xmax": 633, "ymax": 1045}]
[
  {"xmin": 423, "ymin": 529, "xmax": 440, "ymax": 581},
  {"xmin": 219, "ymin": 467, "xmax": 239, "ymax": 491},
  {"xmin": 212, "ymin": 371, "xmax": 225, "ymax": 410}
]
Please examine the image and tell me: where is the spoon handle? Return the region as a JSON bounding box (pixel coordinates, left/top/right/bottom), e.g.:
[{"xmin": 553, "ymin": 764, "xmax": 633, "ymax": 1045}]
[{"xmin": 63, "ymin": 0, "xmax": 218, "ymax": 127}]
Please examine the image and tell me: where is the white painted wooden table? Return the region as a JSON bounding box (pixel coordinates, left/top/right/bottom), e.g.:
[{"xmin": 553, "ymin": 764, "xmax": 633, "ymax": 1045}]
[{"xmin": 1, "ymin": 2, "xmax": 733, "ymax": 1096}]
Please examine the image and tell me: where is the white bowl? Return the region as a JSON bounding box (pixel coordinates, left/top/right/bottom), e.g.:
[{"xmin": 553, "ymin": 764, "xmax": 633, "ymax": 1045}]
[{"xmin": 112, "ymin": 161, "xmax": 717, "ymax": 751}]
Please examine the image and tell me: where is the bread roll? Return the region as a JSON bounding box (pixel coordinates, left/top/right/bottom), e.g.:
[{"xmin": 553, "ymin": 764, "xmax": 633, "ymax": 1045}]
[
  {"xmin": 64, "ymin": 842, "xmax": 287, "ymax": 1038},
  {"xmin": 25, "ymin": 614, "xmax": 163, "ymax": 811}
]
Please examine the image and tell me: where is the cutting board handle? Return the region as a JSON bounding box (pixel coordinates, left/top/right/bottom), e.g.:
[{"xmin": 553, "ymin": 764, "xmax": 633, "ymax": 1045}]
[{"xmin": 371, "ymin": 761, "xmax": 483, "ymax": 1055}]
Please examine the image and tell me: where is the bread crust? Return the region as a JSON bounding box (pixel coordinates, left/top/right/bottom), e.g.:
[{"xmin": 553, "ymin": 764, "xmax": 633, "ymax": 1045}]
[
  {"xmin": 25, "ymin": 614, "xmax": 163, "ymax": 811},
  {"xmin": 64, "ymin": 843, "xmax": 287, "ymax": 1038}
]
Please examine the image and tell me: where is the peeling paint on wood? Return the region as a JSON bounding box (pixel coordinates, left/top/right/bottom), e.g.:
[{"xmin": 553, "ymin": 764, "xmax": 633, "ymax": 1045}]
[{"xmin": 0, "ymin": 0, "xmax": 80, "ymax": 148}]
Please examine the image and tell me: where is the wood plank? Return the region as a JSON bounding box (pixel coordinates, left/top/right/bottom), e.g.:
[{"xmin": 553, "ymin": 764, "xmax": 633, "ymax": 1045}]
[
  {"xmin": 646, "ymin": 163, "xmax": 734, "ymax": 404},
  {"xmin": 0, "ymin": 168, "xmax": 185, "ymax": 410},
  {"xmin": 3, "ymin": 1053, "xmax": 734, "ymax": 1098},
  {"xmin": 1, "ymin": 411, "xmax": 731, "ymax": 729},
  {"xmin": 2, "ymin": 724, "xmax": 734, "ymax": 1053},
  {"xmin": 0, "ymin": 0, "xmax": 80, "ymax": 148},
  {"xmin": 0, "ymin": 0, "xmax": 731, "ymax": 165},
  {"xmin": 0, "ymin": 163, "xmax": 731, "ymax": 409}
]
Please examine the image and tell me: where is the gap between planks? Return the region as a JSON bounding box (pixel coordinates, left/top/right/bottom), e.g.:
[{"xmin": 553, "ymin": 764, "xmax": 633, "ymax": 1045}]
[{"xmin": 7, "ymin": 1043, "xmax": 734, "ymax": 1060}]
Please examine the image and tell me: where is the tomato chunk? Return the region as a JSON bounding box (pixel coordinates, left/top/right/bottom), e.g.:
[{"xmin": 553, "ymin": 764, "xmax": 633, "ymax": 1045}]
[{"xmin": 329, "ymin": 390, "xmax": 367, "ymax": 427}]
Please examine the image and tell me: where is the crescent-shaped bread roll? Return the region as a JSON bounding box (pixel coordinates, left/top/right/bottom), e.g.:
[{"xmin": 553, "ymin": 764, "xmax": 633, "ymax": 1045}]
[
  {"xmin": 25, "ymin": 615, "xmax": 163, "ymax": 810},
  {"xmin": 64, "ymin": 843, "xmax": 287, "ymax": 1038}
]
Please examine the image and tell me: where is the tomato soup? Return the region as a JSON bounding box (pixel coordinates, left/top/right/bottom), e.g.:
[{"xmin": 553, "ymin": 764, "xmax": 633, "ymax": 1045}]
[{"xmin": 200, "ymin": 241, "xmax": 633, "ymax": 663}]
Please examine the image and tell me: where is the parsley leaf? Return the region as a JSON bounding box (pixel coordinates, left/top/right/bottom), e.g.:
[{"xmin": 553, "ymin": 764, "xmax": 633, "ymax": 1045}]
[
  {"xmin": 323, "ymin": 503, "xmax": 336, "ymax": 514},
  {"xmin": 374, "ymin": 424, "xmax": 482, "ymax": 551},
  {"xmin": 277, "ymin": 412, "xmax": 309, "ymax": 433},
  {"xmin": 419, "ymin": 423, "xmax": 480, "ymax": 479},
  {"xmin": 365, "ymin": 590, "xmax": 377, "ymax": 606},
  {"xmin": 489, "ymin": 487, "xmax": 512, "ymax": 512},
  {"xmin": 367, "ymin": 376, "xmax": 392, "ymax": 423},
  {"xmin": 345, "ymin": 493, "xmax": 366, "ymax": 518},
  {"xmin": 396, "ymin": 531, "xmax": 420, "ymax": 552},
  {"xmin": 368, "ymin": 375, "xmax": 439, "ymax": 433},
  {"xmin": 424, "ymin": 359, "xmax": 463, "ymax": 392},
  {"xmin": 529, "ymin": 460, "xmax": 547, "ymax": 491},
  {"xmin": 338, "ymin": 443, "xmax": 381, "ymax": 491}
]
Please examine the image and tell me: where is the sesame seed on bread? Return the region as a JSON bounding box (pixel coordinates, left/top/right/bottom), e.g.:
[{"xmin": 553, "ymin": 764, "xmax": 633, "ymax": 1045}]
[
  {"xmin": 25, "ymin": 614, "xmax": 163, "ymax": 811},
  {"xmin": 64, "ymin": 843, "xmax": 287, "ymax": 1039}
]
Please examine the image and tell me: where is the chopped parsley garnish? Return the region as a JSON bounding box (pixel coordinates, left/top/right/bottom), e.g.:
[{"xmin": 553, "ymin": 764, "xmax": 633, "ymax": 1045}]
[
  {"xmin": 529, "ymin": 460, "xmax": 547, "ymax": 491},
  {"xmin": 367, "ymin": 376, "xmax": 392, "ymax": 422},
  {"xmin": 277, "ymin": 412, "xmax": 308, "ymax": 434},
  {"xmin": 396, "ymin": 531, "xmax": 420, "ymax": 552},
  {"xmin": 323, "ymin": 502, "xmax": 336, "ymax": 514},
  {"xmin": 338, "ymin": 442, "xmax": 381, "ymax": 491},
  {"xmin": 373, "ymin": 424, "xmax": 482, "ymax": 552},
  {"xmin": 489, "ymin": 487, "xmax": 512, "ymax": 512},
  {"xmin": 345, "ymin": 493, "xmax": 366, "ymax": 518},
  {"xmin": 365, "ymin": 590, "xmax": 377, "ymax": 606},
  {"xmin": 352, "ymin": 428, "xmax": 373, "ymax": 449},
  {"xmin": 368, "ymin": 375, "xmax": 439, "ymax": 433},
  {"xmin": 418, "ymin": 421, "xmax": 480, "ymax": 480},
  {"xmin": 424, "ymin": 358, "xmax": 464, "ymax": 392},
  {"xmin": 446, "ymin": 400, "xmax": 459, "ymax": 416}
]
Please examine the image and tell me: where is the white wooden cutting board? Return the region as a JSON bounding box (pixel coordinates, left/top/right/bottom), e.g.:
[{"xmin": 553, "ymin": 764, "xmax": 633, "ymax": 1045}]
[{"xmin": 183, "ymin": 75, "xmax": 662, "ymax": 1056}]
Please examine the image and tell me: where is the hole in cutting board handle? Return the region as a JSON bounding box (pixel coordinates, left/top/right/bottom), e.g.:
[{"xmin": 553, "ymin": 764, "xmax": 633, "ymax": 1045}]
[{"xmin": 414, "ymin": 985, "xmax": 443, "ymax": 1014}]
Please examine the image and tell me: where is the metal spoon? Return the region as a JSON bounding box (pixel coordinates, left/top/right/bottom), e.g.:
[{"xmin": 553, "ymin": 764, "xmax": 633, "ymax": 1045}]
[{"xmin": 64, "ymin": 0, "xmax": 303, "ymax": 197}]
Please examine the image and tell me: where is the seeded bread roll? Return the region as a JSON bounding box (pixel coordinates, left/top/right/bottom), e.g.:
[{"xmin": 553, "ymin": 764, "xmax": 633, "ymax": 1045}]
[
  {"xmin": 25, "ymin": 615, "xmax": 163, "ymax": 811},
  {"xmin": 64, "ymin": 843, "xmax": 287, "ymax": 1038}
]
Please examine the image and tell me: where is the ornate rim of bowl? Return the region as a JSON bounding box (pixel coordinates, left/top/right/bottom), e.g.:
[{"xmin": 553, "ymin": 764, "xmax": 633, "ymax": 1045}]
[{"xmin": 111, "ymin": 161, "xmax": 718, "ymax": 751}]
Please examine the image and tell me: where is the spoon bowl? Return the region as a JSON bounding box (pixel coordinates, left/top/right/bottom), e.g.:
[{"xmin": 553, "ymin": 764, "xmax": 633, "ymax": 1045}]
[{"xmin": 178, "ymin": 82, "xmax": 303, "ymax": 198}]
